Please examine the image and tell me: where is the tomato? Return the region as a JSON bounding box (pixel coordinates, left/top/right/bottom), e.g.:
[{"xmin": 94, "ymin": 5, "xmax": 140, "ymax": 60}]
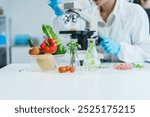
[
  {"xmin": 65, "ymin": 66, "xmax": 71, "ymax": 72},
  {"xmin": 58, "ymin": 67, "xmax": 66, "ymax": 73},
  {"xmin": 69, "ymin": 67, "xmax": 75, "ymax": 73},
  {"xmin": 58, "ymin": 66, "xmax": 75, "ymax": 73}
]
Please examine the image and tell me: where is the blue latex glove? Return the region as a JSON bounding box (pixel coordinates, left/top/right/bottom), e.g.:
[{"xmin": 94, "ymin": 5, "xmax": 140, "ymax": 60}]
[
  {"xmin": 99, "ymin": 35, "xmax": 121, "ymax": 56},
  {"xmin": 48, "ymin": 0, "xmax": 64, "ymax": 16}
]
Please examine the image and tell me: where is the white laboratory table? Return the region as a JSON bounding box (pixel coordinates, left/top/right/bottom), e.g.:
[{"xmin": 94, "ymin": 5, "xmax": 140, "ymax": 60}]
[{"xmin": 0, "ymin": 63, "xmax": 150, "ymax": 100}]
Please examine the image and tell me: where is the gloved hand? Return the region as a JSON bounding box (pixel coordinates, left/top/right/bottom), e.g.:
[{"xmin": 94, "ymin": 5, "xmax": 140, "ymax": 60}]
[
  {"xmin": 48, "ymin": 0, "xmax": 64, "ymax": 16},
  {"xmin": 99, "ymin": 35, "xmax": 121, "ymax": 56}
]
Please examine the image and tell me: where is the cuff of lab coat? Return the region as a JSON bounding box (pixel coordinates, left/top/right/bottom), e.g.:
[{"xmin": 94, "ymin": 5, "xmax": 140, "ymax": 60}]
[{"xmin": 117, "ymin": 42, "xmax": 143, "ymax": 63}]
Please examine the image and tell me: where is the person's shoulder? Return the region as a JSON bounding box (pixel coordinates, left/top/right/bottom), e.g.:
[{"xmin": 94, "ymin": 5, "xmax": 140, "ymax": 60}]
[
  {"xmin": 119, "ymin": 0, "xmax": 147, "ymax": 20},
  {"xmin": 118, "ymin": 0, "xmax": 148, "ymax": 25},
  {"xmin": 126, "ymin": 2, "xmax": 146, "ymax": 16}
]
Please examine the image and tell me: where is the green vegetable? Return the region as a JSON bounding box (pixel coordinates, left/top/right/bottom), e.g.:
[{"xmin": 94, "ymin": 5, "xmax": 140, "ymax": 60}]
[
  {"xmin": 84, "ymin": 40, "xmax": 99, "ymax": 71},
  {"xmin": 86, "ymin": 40, "xmax": 95, "ymax": 58},
  {"xmin": 42, "ymin": 24, "xmax": 66, "ymax": 54},
  {"xmin": 67, "ymin": 41, "xmax": 81, "ymax": 55},
  {"xmin": 133, "ymin": 64, "xmax": 144, "ymax": 68},
  {"xmin": 28, "ymin": 39, "xmax": 35, "ymax": 47},
  {"xmin": 53, "ymin": 44, "xmax": 66, "ymax": 55},
  {"xmin": 67, "ymin": 41, "xmax": 81, "ymax": 66}
]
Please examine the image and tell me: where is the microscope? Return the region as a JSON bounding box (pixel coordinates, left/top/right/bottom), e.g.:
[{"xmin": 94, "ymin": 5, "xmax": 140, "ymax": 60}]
[{"xmin": 58, "ymin": 0, "xmax": 98, "ymax": 50}]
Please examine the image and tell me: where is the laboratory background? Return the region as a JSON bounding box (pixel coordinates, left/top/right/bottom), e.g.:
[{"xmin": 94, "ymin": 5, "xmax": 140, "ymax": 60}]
[
  {"xmin": 1, "ymin": 0, "xmax": 150, "ymax": 101},
  {"xmin": 0, "ymin": 0, "xmax": 55, "ymax": 68},
  {"xmin": 0, "ymin": 0, "xmax": 149, "ymax": 68}
]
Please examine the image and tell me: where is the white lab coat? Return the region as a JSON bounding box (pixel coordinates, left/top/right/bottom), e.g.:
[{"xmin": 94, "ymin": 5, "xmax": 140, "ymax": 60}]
[{"xmin": 51, "ymin": 0, "xmax": 150, "ymax": 63}]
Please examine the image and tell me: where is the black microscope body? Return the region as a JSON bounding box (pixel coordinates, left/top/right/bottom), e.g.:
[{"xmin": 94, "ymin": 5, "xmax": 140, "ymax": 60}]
[{"xmin": 59, "ymin": 30, "xmax": 96, "ymax": 50}]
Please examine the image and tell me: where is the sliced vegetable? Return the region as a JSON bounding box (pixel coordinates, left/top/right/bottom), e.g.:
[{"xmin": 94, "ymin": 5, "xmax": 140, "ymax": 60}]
[
  {"xmin": 113, "ymin": 63, "xmax": 133, "ymax": 70},
  {"xmin": 42, "ymin": 24, "xmax": 66, "ymax": 54},
  {"xmin": 113, "ymin": 63, "xmax": 144, "ymax": 70},
  {"xmin": 40, "ymin": 38, "xmax": 57, "ymax": 54}
]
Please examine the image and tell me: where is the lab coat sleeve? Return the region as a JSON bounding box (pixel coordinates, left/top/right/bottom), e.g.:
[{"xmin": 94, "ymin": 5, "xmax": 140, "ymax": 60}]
[{"xmin": 118, "ymin": 7, "xmax": 150, "ymax": 63}]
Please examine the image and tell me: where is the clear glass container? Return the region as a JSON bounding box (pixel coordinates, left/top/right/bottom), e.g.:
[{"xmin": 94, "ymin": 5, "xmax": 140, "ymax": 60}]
[
  {"xmin": 54, "ymin": 53, "xmax": 70, "ymax": 68},
  {"xmin": 67, "ymin": 39, "xmax": 80, "ymax": 68},
  {"xmin": 29, "ymin": 54, "xmax": 55, "ymax": 72},
  {"xmin": 69, "ymin": 49, "xmax": 80, "ymax": 67},
  {"xmin": 83, "ymin": 38, "xmax": 101, "ymax": 71}
]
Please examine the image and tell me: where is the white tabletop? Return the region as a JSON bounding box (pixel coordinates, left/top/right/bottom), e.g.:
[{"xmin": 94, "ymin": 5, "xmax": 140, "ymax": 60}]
[{"xmin": 0, "ymin": 63, "xmax": 150, "ymax": 100}]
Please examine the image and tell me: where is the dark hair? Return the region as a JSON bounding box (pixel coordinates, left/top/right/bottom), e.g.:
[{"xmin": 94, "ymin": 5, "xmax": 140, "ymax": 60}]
[{"xmin": 133, "ymin": 0, "xmax": 141, "ymax": 4}]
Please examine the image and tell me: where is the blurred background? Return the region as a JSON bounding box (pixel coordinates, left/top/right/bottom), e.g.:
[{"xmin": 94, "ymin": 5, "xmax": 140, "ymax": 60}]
[
  {"xmin": 0, "ymin": 0, "xmax": 55, "ymax": 68},
  {"xmin": 0, "ymin": 0, "xmax": 150, "ymax": 68}
]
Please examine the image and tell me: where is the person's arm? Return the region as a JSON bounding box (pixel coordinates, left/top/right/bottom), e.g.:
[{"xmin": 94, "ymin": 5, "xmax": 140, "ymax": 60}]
[{"xmin": 118, "ymin": 6, "xmax": 150, "ymax": 62}]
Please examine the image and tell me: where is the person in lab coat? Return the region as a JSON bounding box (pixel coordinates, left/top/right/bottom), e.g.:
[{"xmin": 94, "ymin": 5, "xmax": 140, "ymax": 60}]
[{"xmin": 48, "ymin": 0, "xmax": 150, "ymax": 63}]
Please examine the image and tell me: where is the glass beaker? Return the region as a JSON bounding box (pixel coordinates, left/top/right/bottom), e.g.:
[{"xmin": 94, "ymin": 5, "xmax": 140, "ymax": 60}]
[
  {"xmin": 83, "ymin": 38, "xmax": 101, "ymax": 71},
  {"xmin": 69, "ymin": 49, "xmax": 80, "ymax": 67}
]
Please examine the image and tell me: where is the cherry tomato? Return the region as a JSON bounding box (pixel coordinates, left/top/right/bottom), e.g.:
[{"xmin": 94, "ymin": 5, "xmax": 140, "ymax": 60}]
[
  {"xmin": 69, "ymin": 67, "xmax": 75, "ymax": 73},
  {"xmin": 58, "ymin": 67, "xmax": 66, "ymax": 73},
  {"xmin": 65, "ymin": 66, "xmax": 71, "ymax": 72}
]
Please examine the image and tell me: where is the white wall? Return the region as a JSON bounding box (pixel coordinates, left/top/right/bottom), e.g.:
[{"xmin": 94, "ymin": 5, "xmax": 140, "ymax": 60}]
[
  {"xmin": 10, "ymin": 0, "xmax": 55, "ymax": 39},
  {"xmin": 1, "ymin": 0, "xmax": 55, "ymax": 41},
  {"xmin": 0, "ymin": 0, "xmax": 10, "ymax": 16}
]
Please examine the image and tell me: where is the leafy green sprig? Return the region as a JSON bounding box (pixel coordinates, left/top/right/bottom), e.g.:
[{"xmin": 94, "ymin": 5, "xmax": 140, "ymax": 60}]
[
  {"xmin": 133, "ymin": 63, "xmax": 144, "ymax": 68},
  {"xmin": 67, "ymin": 41, "xmax": 81, "ymax": 55}
]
